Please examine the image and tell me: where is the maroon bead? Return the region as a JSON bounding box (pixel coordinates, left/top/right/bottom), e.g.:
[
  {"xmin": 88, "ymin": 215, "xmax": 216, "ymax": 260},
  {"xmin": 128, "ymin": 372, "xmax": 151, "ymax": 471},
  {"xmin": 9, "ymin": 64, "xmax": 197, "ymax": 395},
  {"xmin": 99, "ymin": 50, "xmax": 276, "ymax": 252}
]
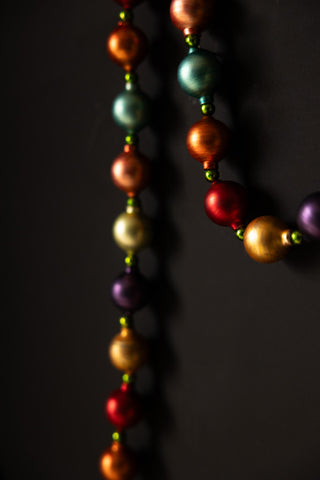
[
  {"xmin": 106, "ymin": 383, "xmax": 142, "ymax": 431},
  {"xmin": 113, "ymin": 0, "xmax": 143, "ymax": 8},
  {"xmin": 111, "ymin": 266, "xmax": 149, "ymax": 313},
  {"xmin": 204, "ymin": 180, "xmax": 247, "ymax": 230}
]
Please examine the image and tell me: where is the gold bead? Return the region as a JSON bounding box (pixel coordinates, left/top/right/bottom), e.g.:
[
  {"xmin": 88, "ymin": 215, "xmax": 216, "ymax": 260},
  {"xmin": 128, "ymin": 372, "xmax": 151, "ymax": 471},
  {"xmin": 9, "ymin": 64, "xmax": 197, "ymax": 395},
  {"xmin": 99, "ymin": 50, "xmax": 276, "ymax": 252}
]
[
  {"xmin": 113, "ymin": 210, "xmax": 152, "ymax": 254},
  {"xmin": 243, "ymin": 215, "xmax": 291, "ymax": 263},
  {"xmin": 109, "ymin": 328, "xmax": 148, "ymax": 373}
]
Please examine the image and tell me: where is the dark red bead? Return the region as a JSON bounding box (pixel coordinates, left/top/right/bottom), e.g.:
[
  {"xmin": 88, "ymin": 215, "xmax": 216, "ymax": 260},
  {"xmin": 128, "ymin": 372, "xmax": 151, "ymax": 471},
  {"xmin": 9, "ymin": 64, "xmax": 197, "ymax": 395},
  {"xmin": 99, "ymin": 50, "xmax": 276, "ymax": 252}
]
[
  {"xmin": 113, "ymin": 0, "xmax": 143, "ymax": 8},
  {"xmin": 204, "ymin": 180, "xmax": 247, "ymax": 230},
  {"xmin": 106, "ymin": 383, "xmax": 142, "ymax": 431}
]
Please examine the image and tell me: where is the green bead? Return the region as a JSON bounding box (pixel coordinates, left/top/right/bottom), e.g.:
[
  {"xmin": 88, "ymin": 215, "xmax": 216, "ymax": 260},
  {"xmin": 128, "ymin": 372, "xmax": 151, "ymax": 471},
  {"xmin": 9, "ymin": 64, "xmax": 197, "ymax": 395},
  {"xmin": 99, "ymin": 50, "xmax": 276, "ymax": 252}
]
[
  {"xmin": 127, "ymin": 196, "xmax": 140, "ymax": 208},
  {"xmin": 113, "ymin": 89, "xmax": 151, "ymax": 133},
  {"xmin": 112, "ymin": 431, "xmax": 123, "ymax": 443},
  {"xmin": 177, "ymin": 49, "xmax": 221, "ymax": 98},
  {"xmin": 124, "ymin": 254, "xmax": 137, "ymax": 267},
  {"xmin": 291, "ymin": 230, "xmax": 303, "ymax": 245},
  {"xmin": 125, "ymin": 134, "xmax": 138, "ymax": 145},
  {"xmin": 122, "ymin": 373, "xmax": 135, "ymax": 384},
  {"xmin": 236, "ymin": 227, "xmax": 245, "ymax": 241},
  {"xmin": 125, "ymin": 72, "xmax": 138, "ymax": 84},
  {"xmin": 119, "ymin": 315, "xmax": 132, "ymax": 328},
  {"xmin": 205, "ymin": 169, "xmax": 219, "ymax": 182},
  {"xmin": 201, "ymin": 103, "xmax": 215, "ymax": 115},
  {"xmin": 185, "ymin": 34, "xmax": 200, "ymax": 48},
  {"xmin": 119, "ymin": 10, "xmax": 133, "ymax": 22}
]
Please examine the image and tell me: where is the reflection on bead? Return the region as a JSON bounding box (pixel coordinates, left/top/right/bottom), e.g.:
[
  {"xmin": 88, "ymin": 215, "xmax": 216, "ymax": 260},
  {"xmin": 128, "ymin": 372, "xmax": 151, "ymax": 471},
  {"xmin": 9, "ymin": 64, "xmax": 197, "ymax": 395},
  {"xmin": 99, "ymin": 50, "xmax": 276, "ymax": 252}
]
[
  {"xmin": 204, "ymin": 181, "xmax": 247, "ymax": 230},
  {"xmin": 100, "ymin": 441, "xmax": 137, "ymax": 480},
  {"xmin": 178, "ymin": 49, "xmax": 220, "ymax": 98},
  {"xmin": 107, "ymin": 23, "xmax": 147, "ymax": 72},
  {"xmin": 170, "ymin": 0, "xmax": 214, "ymax": 34},
  {"xmin": 111, "ymin": 266, "xmax": 149, "ymax": 312},
  {"xmin": 297, "ymin": 191, "xmax": 320, "ymax": 240},
  {"xmin": 106, "ymin": 383, "xmax": 142, "ymax": 430},
  {"xmin": 243, "ymin": 216, "xmax": 291, "ymax": 263},
  {"xmin": 113, "ymin": 88, "xmax": 151, "ymax": 133},
  {"xmin": 113, "ymin": 210, "xmax": 152, "ymax": 254},
  {"xmin": 109, "ymin": 327, "xmax": 148, "ymax": 373},
  {"xmin": 187, "ymin": 116, "xmax": 230, "ymax": 169},
  {"xmin": 111, "ymin": 145, "xmax": 151, "ymax": 197}
]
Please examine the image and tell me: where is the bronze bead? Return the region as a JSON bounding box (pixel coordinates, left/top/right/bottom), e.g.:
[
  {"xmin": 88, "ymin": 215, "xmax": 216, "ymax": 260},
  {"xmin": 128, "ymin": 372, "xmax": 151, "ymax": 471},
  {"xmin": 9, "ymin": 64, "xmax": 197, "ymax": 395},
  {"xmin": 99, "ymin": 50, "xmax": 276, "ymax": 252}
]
[
  {"xmin": 111, "ymin": 145, "xmax": 151, "ymax": 197},
  {"xmin": 109, "ymin": 328, "xmax": 148, "ymax": 373},
  {"xmin": 100, "ymin": 442, "xmax": 137, "ymax": 480},
  {"xmin": 107, "ymin": 23, "xmax": 148, "ymax": 72},
  {"xmin": 170, "ymin": 0, "xmax": 215, "ymax": 34}
]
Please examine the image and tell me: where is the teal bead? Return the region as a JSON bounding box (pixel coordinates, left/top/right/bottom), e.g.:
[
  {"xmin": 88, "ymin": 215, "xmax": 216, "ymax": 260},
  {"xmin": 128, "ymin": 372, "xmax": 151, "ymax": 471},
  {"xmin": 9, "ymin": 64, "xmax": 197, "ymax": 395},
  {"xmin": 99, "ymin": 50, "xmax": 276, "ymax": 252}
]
[
  {"xmin": 177, "ymin": 49, "xmax": 221, "ymax": 98},
  {"xmin": 112, "ymin": 86, "xmax": 151, "ymax": 134}
]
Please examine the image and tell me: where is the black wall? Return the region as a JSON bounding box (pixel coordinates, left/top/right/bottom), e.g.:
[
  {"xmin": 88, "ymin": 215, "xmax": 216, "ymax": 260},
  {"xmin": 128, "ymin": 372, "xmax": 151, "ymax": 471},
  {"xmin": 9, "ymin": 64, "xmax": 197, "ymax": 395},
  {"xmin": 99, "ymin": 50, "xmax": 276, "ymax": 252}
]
[{"xmin": 3, "ymin": 1, "xmax": 320, "ymax": 479}]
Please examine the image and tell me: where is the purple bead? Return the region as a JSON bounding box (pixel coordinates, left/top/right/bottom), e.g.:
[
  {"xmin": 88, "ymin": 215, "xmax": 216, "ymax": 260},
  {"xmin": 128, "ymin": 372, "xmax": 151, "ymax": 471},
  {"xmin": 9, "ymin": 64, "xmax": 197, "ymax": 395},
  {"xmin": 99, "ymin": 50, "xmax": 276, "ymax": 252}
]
[
  {"xmin": 111, "ymin": 266, "xmax": 149, "ymax": 312},
  {"xmin": 297, "ymin": 192, "xmax": 320, "ymax": 240}
]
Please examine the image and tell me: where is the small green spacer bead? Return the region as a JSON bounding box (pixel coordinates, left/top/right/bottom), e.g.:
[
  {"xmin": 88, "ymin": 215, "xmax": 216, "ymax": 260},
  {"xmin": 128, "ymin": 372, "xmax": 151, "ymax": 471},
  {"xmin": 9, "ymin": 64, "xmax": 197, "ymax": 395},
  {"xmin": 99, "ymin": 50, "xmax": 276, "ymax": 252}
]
[
  {"xmin": 126, "ymin": 196, "xmax": 140, "ymax": 208},
  {"xmin": 122, "ymin": 373, "xmax": 135, "ymax": 384},
  {"xmin": 119, "ymin": 315, "xmax": 132, "ymax": 328},
  {"xmin": 125, "ymin": 72, "xmax": 138, "ymax": 84},
  {"xmin": 201, "ymin": 103, "xmax": 215, "ymax": 116},
  {"xmin": 125, "ymin": 254, "xmax": 137, "ymax": 267},
  {"xmin": 119, "ymin": 10, "xmax": 133, "ymax": 22},
  {"xmin": 125, "ymin": 134, "xmax": 138, "ymax": 146},
  {"xmin": 291, "ymin": 230, "xmax": 303, "ymax": 245},
  {"xmin": 236, "ymin": 227, "xmax": 245, "ymax": 241},
  {"xmin": 112, "ymin": 431, "xmax": 123, "ymax": 443},
  {"xmin": 185, "ymin": 33, "xmax": 200, "ymax": 48},
  {"xmin": 205, "ymin": 169, "xmax": 219, "ymax": 182}
]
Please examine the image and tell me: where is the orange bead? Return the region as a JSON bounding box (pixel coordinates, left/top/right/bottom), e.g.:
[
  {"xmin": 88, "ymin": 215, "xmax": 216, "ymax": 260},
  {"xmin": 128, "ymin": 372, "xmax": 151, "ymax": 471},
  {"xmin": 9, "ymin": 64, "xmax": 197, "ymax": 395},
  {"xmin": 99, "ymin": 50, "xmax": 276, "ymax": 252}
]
[
  {"xmin": 107, "ymin": 23, "xmax": 148, "ymax": 72},
  {"xmin": 111, "ymin": 145, "xmax": 151, "ymax": 197},
  {"xmin": 170, "ymin": 0, "xmax": 214, "ymax": 35},
  {"xmin": 186, "ymin": 116, "xmax": 230, "ymax": 169},
  {"xmin": 100, "ymin": 442, "xmax": 137, "ymax": 480}
]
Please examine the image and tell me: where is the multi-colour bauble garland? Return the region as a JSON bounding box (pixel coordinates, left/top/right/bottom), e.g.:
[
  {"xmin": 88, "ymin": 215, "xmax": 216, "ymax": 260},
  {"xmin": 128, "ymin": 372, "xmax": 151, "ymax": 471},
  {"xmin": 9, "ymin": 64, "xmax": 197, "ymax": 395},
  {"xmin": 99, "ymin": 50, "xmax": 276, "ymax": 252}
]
[
  {"xmin": 170, "ymin": 0, "xmax": 320, "ymax": 263},
  {"xmin": 100, "ymin": 1, "xmax": 152, "ymax": 479}
]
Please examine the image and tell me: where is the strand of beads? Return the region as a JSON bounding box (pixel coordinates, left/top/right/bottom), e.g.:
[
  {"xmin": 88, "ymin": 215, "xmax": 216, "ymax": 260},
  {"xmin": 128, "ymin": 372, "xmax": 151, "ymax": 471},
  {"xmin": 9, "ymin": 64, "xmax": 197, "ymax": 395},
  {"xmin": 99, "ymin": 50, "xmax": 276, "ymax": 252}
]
[
  {"xmin": 100, "ymin": 1, "xmax": 152, "ymax": 479},
  {"xmin": 170, "ymin": 0, "xmax": 320, "ymax": 263}
]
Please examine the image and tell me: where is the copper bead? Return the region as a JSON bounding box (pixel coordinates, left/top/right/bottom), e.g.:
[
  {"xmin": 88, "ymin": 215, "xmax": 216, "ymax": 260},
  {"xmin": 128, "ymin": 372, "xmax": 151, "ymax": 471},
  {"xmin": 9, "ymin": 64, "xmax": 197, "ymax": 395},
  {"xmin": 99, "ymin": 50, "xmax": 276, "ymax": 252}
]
[
  {"xmin": 186, "ymin": 116, "xmax": 230, "ymax": 169},
  {"xmin": 109, "ymin": 327, "xmax": 148, "ymax": 373},
  {"xmin": 111, "ymin": 145, "xmax": 151, "ymax": 197},
  {"xmin": 170, "ymin": 0, "xmax": 214, "ymax": 34},
  {"xmin": 107, "ymin": 23, "xmax": 148, "ymax": 72},
  {"xmin": 243, "ymin": 216, "xmax": 292, "ymax": 263},
  {"xmin": 100, "ymin": 442, "xmax": 137, "ymax": 480}
]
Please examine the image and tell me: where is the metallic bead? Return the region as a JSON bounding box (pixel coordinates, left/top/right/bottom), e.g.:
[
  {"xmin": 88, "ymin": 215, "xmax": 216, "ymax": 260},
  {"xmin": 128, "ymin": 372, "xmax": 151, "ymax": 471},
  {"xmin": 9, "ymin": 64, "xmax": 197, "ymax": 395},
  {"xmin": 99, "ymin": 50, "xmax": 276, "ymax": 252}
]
[
  {"xmin": 201, "ymin": 103, "xmax": 215, "ymax": 115},
  {"xmin": 204, "ymin": 181, "xmax": 248, "ymax": 230},
  {"xmin": 112, "ymin": 431, "xmax": 123, "ymax": 443},
  {"xmin": 125, "ymin": 134, "xmax": 138, "ymax": 145},
  {"xmin": 297, "ymin": 191, "xmax": 320, "ymax": 240},
  {"xmin": 178, "ymin": 49, "xmax": 221, "ymax": 98},
  {"xmin": 107, "ymin": 23, "xmax": 147, "ymax": 72},
  {"xmin": 106, "ymin": 383, "xmax": 142, "ymax": 431},
  {"xmin": 122, "ymin": 373, "xmax": 135, "ymax": 384},
  {"xmin": 119, "ymin": 10, "xmax": 133, "ymax": 22},
  {"xmin": 113, "ymin": 210, "xmax": 152, "ymax": 254},
  {"xmin": 185, "ymin": 33, "xmax": 200, "ymax": 47},
  {"xmin": 113, "ymin": 88, "xmax": 151, "ymax": 133},
  {"xmin": 119, "ymin": 315, "xmax": 132, "ymax": 328},
  {"xmin": 125, "ymin": 72, "xmax": 138, "ymax": 83},
  {"xmin": 111, "ymin": 145, "xmax": 151, "ymax": 197},
  {"xmin": 243, "ymin": 216, "xmax": 292, "ymax": 263},
  {"xmin": 204, "ymin": 169, "xmax": 219, "ymax": 182},
  {"xmin": 291, "ymin": 230, "xmax": 303, "ymax": 245},
  {"xmin": 236, "ymin": 227, "xmax": 245, "ymax": 241},
  {"xmin": 124, "ymin": 254, "xmax": 137, "ymax": 267},
  {"xmin": 100, "ymin": 441, "xmax": 137, "ymax": 480},
  {"xmin": 170, "ymin": 0, "xmax": 214, "ymax": 34},
  {"xmin": 109, "ymin": 327, "xmax": 148, "ymax": 373},
  {"xmin": 187, "ymin": 116, "xmax": 230, "ymax": 169},
  {"xmin": 111, "ymin": 266, "xmax": 149, "ymax": 313}
]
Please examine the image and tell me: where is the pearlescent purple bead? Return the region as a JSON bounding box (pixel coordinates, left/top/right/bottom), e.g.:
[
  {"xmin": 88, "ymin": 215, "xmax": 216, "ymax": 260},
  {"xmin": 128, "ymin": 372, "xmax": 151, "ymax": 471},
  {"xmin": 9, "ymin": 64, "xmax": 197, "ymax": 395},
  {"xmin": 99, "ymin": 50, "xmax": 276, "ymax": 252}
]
[
  {"xmin": 297, "ymin": 192, "xmax": 320, "ymax": 240},
  {"xmin": 111, "ymin": 266, "xmax": 149, "ymax": 312}
]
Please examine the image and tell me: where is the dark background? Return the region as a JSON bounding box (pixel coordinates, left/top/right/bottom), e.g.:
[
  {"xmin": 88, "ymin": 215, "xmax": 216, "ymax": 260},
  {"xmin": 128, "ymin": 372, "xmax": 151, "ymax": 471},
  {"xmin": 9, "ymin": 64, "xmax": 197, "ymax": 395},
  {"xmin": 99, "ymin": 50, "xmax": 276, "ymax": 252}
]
[{"xmin": 2, "ymin": 0, "xmax": 320, "ymax": 479}]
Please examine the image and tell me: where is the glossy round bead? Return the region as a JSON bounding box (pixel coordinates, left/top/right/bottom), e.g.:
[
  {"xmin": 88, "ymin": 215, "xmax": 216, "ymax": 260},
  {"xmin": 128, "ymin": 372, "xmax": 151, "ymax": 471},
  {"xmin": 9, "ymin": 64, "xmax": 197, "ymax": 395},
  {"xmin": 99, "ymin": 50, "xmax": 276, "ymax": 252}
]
[
  {"xmin": 204, "ymin": 181, "xmax": 247, "ymax": 230},
  {"xmin": 113, "ymin": 87, "xmax": 151, "ymax": 133},
  {"xmin": 170, "ymin": 0, "xmax": 214, "ymax": 34},
  {"xmin": 113, "ymin": 210, "xmax": 152, "ymax": 254},
  {"xmin": 204, "ymin": 169, "xmax": 219, "ymax": 182},
  {"xmin": 236, "ymin": 227, "xmax": 245, "ymax": 241},
  {"xmin": 201, "ymin": 103, "xmax": 215, "ymax": 115},
  {"xmin": 107, "ymin": 23, "xmax": 147, "ymax": 72},
  {"xmin": 114, "ymin": 0, "xmax": 142, "ymax": 7},
  {"xmin": 111, "ymin": 266, "xmax": 149, "ymax": 312},
  {"xmin": 187, "ymin": 117, "xmax": 230, "ymax": 169},
  {"xmin": 106, "ymin": 383, "xmax": 142, "ymax": 431},
  {"xmin": 100, "ymin": 442, "xmax": 137, "ymax": 480},
  {"xmin": 178, "ymin": 49, "xmax": 221, "ymax": 99},
  {"xmin": 111, "ymin": 145, "xmax": 151, "ymax": 197},
  {"xmin": 243, "ymin": 216, "xmax": 292, "ymax": 263},
  {"xmin": 109, "ymin": 328, "xmax": 148, "ymax": 373},
  {"xmin": 297, "ymin": 192, "xmax": 320, "ymax": 240}
]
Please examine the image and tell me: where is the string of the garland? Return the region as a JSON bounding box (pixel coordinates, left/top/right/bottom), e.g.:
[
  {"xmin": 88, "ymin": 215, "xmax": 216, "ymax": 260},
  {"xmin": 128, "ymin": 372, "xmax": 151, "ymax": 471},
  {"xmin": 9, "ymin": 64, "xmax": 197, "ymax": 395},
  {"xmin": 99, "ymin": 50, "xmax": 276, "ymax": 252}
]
[
  {"xmin": 100, "ymin": 0, "xmax": 152, "ymax": 479},
  {"xmin": 170, "ymin": 0, "xmax": 320, "ymax": 263}
]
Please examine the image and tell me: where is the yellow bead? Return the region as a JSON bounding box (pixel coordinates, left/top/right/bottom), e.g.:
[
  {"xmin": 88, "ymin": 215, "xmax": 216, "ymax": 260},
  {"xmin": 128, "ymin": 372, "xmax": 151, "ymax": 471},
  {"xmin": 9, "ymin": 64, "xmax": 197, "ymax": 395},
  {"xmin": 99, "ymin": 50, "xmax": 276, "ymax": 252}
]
[
  {"xmin": 109, "ymin": 328, "xmax": 148, "ymax": 373},
  {"xmin": 243, "ymin": 215, "xmax": 291, "ymax": 263},
  {"xmin": 113, "ymin": 210, "xmax": 152, "ymax": 254}
]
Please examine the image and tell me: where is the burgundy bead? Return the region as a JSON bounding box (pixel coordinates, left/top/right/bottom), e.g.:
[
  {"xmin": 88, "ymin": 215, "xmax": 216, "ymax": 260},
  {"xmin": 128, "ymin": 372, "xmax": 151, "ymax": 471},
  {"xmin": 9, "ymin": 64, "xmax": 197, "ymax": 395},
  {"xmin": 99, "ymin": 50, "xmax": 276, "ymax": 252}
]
[
  {"xmin": 297, "ymin": 191, "xmax": 320, "ymax": 240},
  {"xmin": 204, "ymin": 180, "xmax": 247, "ymax": 230},
  {"xmin": 106, "ymin": 383, "xmax": 142, "ymax": 431},
  {"xmin": 111, "ymin": 266, "xmax": 149, "ymax": 313}
]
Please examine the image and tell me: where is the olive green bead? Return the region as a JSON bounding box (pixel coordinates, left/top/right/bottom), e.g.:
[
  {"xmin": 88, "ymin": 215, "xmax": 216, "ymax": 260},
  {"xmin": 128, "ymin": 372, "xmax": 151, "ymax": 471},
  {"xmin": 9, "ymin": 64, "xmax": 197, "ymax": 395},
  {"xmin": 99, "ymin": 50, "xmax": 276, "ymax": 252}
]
[
  {"xmin": 125, "ymin": 134, "xmax": 138, "ymax": 145},
  {"xmin": 124, "ymin": 254, "xmax": 137, "ymax": 267},
  {"xmin": 122, "ymin": 373, "xmax": 135, "ymax": 384},
  {"xmin": 291, "ymin": 230, "xmax": 303, "ymax": 245},
  {"xmin": 113, "ymin": 86, "xmax": 151, "ymax": 133},
  {"xmin": 119, "ymin": 10, "xmax": 133, "ymax": 22},
  {"xmin": 112, "ymin": 431, "xmax": 124, "ymax": 443},
  {"xmin": 205, "ymin": 169, "xmax": 219, "ymax": 182},
  {"xmin": 236, "ymin": 227, "xmax": 245, "ymax": 241},
  {"xmin": 125, "ymin": 72, "xmax": 138, "ymax": 84},
  {"xmin": 201, "ymin": 103, "xmax": 215, "ymax": 115},
  {"xmin": 185, "ymin": 33, "xmax": 200, "ymax": 48},
  {"xmin": 119, "ymin": 315, "xmax": 132, "ymax": 328}
]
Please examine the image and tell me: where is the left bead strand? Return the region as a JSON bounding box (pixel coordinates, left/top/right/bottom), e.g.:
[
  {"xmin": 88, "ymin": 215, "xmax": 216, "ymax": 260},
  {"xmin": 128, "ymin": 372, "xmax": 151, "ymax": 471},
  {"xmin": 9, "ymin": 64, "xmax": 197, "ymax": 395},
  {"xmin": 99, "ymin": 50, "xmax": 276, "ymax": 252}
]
[{"xmin": 101, "ymin": 2, "xmax": 152, "ymax": 479}]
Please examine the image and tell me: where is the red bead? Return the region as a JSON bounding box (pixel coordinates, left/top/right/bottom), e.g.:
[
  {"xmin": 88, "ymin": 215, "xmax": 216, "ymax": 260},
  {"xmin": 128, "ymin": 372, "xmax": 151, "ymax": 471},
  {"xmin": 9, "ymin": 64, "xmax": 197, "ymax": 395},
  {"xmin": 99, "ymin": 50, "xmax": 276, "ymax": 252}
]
[
  {"xmin": 106, "ymin": 383, "xmax": 142, "ymax": 431},
  {"xmin": 204, "ymin": 180, "xmax": 247, "ymax": 230},
  {"xmin": 113, "ymin": 0, "xmax": 143, "ymax": 7}
]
